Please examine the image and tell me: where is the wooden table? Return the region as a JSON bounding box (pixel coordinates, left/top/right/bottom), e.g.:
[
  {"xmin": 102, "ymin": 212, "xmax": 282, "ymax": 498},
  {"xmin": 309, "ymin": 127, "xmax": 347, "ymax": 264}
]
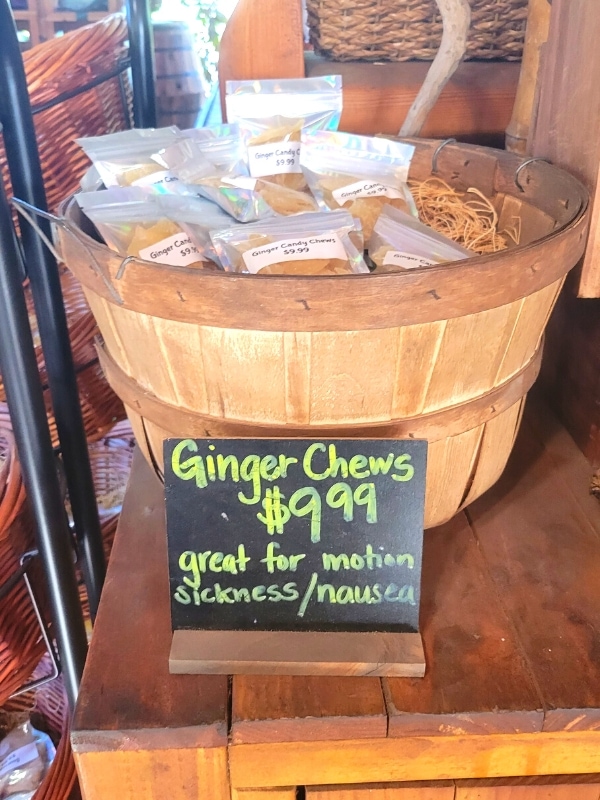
[{"xmin": 72, "ymin": 397, "xmax": 600, "ymax": 800}]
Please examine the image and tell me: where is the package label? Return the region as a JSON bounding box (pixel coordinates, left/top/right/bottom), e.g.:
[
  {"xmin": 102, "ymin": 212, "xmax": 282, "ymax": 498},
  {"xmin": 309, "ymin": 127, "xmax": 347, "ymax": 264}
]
[
  {"xmin": 0, "ymin": 742, "xmax": 38, "ymax": 778},
  {"xmin": 247, "ymin": 142, "xmax": 302, "ymax": 177},
  {"xmin": 382, "ymin": 250, "xmax": 435, "ymax": 270},
  {"xmin": 139, "ymin": 232, "xmax": 203, "ymax": 267},
  {"xmin": 132, "ymin": 169, "xmax": 180, "ymax": 187},
  {"xmin": 222, "ymin": 177, "xmax": 258, "ymax": 191},
  {"xmin": 242, "ymin": 234, "xmax": 346, "ymax": 274},
  {"xmin": 332, "ymin": 180, "xmax": 405, "ymax": 204}
]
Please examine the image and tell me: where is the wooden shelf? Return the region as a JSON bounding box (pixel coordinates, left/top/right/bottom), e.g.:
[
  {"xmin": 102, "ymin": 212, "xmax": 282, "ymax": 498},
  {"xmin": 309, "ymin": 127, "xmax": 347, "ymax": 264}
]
[{"xmin": 72, "ymin": 393, "xmax": 600, "ymax": 799}]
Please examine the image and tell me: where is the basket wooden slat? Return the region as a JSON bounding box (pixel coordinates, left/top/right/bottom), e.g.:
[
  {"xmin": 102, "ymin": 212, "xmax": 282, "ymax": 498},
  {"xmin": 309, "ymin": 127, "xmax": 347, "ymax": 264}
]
[
  {"xmin": 0, "ymin": 14, "xmax": 132, "ymax": 214},
  {"xmin": 307, "ymin": 0, "xmax": 529, "ymax": 62}
]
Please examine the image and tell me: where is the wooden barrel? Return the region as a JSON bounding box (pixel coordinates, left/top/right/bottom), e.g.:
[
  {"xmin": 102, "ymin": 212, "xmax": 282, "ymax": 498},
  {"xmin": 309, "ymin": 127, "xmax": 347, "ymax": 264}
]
[
  {"xmin": 153, "ymin": 21, "xmax": 205, "ymax": 129},
  {"xmin": 56, "ymin": 140, "xmax": 589, "ymax": 529}
]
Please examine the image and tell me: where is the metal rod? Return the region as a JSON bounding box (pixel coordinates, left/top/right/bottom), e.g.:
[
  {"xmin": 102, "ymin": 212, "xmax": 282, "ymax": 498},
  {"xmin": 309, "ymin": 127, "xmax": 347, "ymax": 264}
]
[
  {"xmin": 0, "ymin": 155, "xmax": 87, "ymax": 711},
  {"xmin": 126, "ymin": 0, "xmax": 157, "ymax": 127},
  {"xmin": 0, "ymin": 0, "xmax": 106, "ymax": 617}
]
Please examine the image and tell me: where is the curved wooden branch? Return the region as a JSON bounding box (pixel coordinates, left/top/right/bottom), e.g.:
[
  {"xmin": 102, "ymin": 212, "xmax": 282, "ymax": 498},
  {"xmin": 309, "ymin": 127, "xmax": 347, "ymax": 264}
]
[{"xmin": 399, "ymin": 0, "xmax": 471, "ymax": 137}]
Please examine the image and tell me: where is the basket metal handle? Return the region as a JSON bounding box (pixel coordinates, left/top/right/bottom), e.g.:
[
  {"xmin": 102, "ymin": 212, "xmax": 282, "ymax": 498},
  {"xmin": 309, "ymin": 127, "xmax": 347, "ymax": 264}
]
[{"xmin": 11, "ymin": 198, "xmax": 123, "ymax": 305}]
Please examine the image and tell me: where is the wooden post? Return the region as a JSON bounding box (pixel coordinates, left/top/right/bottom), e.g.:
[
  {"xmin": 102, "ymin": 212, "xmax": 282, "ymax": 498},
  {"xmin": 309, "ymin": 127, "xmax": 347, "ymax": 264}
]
[{"xmin": 505, "ymin": 0, "xmax": 552, "ymax": 155}]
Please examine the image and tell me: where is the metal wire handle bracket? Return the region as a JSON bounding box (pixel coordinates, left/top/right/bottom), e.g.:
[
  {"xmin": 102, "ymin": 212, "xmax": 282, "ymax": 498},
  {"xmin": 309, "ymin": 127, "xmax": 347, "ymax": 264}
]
[
  {"xmin": 3, "ymin": 550, "xmax": 61, "ymax": 699},
  {"xmin": 12, "ymin": 198, "xmax": 124, "ymax": 305},
  {"xmin": 432, "ymin": 138, "xmax": 457, "ymax": 174},
  {"xmin": 514, "ymin": 157, "xmax": 552, "ymax": 192}
]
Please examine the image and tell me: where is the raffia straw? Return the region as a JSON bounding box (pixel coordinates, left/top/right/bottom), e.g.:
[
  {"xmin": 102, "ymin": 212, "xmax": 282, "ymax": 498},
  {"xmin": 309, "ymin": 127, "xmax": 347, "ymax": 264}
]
[{"xmin": 409, "ymin": 178, "xmax": 521, "ymax": 254}]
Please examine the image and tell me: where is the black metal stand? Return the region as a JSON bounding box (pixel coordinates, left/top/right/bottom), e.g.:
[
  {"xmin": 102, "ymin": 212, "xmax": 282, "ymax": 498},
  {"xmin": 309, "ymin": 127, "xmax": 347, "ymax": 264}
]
[
  {"xmin": 126, "ymin": 0, "xmax": 157, "ymax": 128},
  {"xmin": 0, "ymin": 156, "xmax": 87, "ymax": 711},
  {"xmin": 0, "ymin": 0, "xmax": 106, "ymax": 620},
  {"xmin": 0, "ymin": 0, "xmax": 158, "ymax": 710}
]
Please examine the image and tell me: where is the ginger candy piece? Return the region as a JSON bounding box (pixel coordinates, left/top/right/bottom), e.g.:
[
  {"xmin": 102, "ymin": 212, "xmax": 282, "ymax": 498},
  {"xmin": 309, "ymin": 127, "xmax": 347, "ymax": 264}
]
[
  {"xmin": 118, "ymin": 163, "xmax": 164, "ymax": 186},
  {"xmin": 258, "ymin": 257, "xmax": 354, "ymax": 276},
  {"xmin": 258, "ymin": 181, "xmax": 317, "ymax": 215}
]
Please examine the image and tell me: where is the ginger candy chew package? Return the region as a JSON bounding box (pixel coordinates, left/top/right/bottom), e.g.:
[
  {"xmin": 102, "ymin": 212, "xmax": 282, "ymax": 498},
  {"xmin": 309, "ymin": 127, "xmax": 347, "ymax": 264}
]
[
  {"xmin": 76, "ymin": 127, "xmax": 183, "ymax": 189},
  {"xmin": 369, "ymin": 205, "xmax": 472, "ymax": 273},
  {"xmin": 76, "ymin": 187, "xmax": 230, "ymax": 269},
  {"xmin": 225, "ymin": 76, "xmax": 343, "ymax": 192},
  {"xmin": 155, "ymin": 123, "xmax": 245, "ymax": 174},
  {"xmin": 210, "ymin": 210, "xmax": 369, "ymax": 276},
  {"xmin": 301, "ymin": 131, "xmax": 417, "ymax": 242},
  {"xmin": 161, "ymin": 137, "xmax": 318, "ymax": 222}
]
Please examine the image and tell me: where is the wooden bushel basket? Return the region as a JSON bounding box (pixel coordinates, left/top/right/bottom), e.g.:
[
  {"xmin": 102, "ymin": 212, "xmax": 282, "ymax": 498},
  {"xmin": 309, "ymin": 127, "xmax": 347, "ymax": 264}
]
[{"xmin": 56, "ymin": 141, "xmax": 589, "ymax": 529}]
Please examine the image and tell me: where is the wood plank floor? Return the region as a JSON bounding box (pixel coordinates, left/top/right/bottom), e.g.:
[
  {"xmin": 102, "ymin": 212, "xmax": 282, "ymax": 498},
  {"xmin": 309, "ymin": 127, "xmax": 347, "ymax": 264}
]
[{"xmin": 72, "ymin": 393, "xmax": 600, "ymax": 795}]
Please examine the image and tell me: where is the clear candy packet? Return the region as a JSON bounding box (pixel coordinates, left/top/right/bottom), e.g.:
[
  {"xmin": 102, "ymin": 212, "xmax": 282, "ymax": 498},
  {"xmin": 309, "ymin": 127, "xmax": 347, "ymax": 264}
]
[
  {"xmin": 76, "ymin": 187, "xmax": 230, "ymax": 269},
  {"xmin": 369, "ymin": 205, "xmax": 472, "ymax": 273},
  {"xmin": 160, "ymin": 138, "xmax": 318, "ymax": 222},
  {"xmin": 211, "ymin": 210, "xmax": 369, "ymax": 276},
  {"xmin": 301, "ymin": 131, "xmax": 417, "ymax": 243},
  {"xmin": 155, "ymin": 124, "xmax": 244, "ymax": 174},
  {"xmin": 225, "ymin": 76, "xmax": 342, "ymax": 192},
  {"xmin": 0, "ymin": 718, "xmax": 55, "ymax": 800},
  {"xmin": 75, "ymin": 127, "xmax": 183, "ymax": 189}
]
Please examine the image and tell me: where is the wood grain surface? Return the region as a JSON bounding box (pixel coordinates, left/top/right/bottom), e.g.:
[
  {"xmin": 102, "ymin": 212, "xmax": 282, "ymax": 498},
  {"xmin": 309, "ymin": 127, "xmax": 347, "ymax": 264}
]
[
  {"xmin": 228, "ymin": 731, "xmax": 600, "ymax": 787},
  {"xmin": 308, "ymin": 783, "xmax": 455, "ymax": 800},
  {"xmin": 384, "ymin": 514, "xmax": 543, "ymax": 737},
  {"xmin": 72, "ymin": 402, "xmax": 600, "ymax": 798},
  {"xmin": 72, "ymin": 451, "xmax": 229, "ymax": 750},
  {"xmin": 171, "ymin": 630, "xmax": 425, "ymax": 678},
  {"xmin": 468, "ymin": 396, "xmax": 600, "ymax": 732},
  {"xmin": 231, "ymin": 673, "xmax": 387, "ymax": 744},
  {"xmin": 531, "ymin": 0, "xmax": 600, "ymax": 297}
]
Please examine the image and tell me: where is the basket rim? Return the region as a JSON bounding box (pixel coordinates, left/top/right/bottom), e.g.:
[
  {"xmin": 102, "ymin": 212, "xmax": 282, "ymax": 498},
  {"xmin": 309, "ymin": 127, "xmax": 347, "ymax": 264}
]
[{"xmin": 56, "ymin": 140, "xmax": 590, "ymax": 332}]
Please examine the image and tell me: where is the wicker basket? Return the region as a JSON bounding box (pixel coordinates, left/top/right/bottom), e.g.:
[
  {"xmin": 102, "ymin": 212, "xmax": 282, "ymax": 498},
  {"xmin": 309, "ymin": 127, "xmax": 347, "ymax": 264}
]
[
  {"xmin": 307, "ymin": 0, "xmax": 529, "ymax": 62},
  {"xmin": 0, "ymin": 358, "xmax": 126, "ymax": 449},
  {"xmin": 0, "ymin": 268, "xmax": 97, "ymax": 402},
  {"xmin": 1, "ymin": 14, "xmax": 132, "ymax": 214},
  {"xmin": 77, "ymin": 421, "xmax": 135, "ymax": 619},
  {"xmin": 0, "ymin": 428, "xmax": 49, "ymax": 705},
  {"xmin": 45, "ymin": 359, "xmax": 126, "ymax": 447},
  {"xmin": 0, "ymin": 264, "xmax": 127, "ymax": 441}
]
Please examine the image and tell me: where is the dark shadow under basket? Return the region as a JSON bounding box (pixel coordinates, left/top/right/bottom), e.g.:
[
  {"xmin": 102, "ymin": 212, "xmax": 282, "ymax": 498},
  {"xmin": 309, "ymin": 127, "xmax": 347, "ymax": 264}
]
[{"xmin": 306, "ymin": 0, "xmax": 529, "ymax": 62}]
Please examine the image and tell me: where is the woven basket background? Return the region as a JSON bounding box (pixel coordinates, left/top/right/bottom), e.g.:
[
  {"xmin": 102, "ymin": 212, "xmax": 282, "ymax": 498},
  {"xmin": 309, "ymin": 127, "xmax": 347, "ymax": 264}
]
[
  {"xmin": 306, "ymin": 0, "xmax": 529, "ymax": 62},
  {"xmin": 77, "ymin": 421, "xmax": 135, "ymax": 620},
  {"xmin": 0, "ymin": 428, "xmax": 49, "ymax": 705},
  {"xmin": 0, "ymin": 268, "xmax": 97, "ymax": 402},
  {"xmin": 3, "ymin": 657, "xmax": 76, "ymax": 800},
  {"xmin": 1, "ymin": 13, "xmax": 132, "ymax": 214}
]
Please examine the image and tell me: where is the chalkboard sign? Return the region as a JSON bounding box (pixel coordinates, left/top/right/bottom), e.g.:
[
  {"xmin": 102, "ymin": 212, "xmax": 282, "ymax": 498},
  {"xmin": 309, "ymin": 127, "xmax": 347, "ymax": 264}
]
[{"xmin": 164, "ymin": 439, "xmax": 427, "ymax": 634}]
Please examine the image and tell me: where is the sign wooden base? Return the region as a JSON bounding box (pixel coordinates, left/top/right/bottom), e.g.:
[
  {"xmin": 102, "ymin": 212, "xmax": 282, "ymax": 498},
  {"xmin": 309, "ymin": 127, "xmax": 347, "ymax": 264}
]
[{"xmin": 170, "ymin": 629, "xmax": 425, "ymax": 676}]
